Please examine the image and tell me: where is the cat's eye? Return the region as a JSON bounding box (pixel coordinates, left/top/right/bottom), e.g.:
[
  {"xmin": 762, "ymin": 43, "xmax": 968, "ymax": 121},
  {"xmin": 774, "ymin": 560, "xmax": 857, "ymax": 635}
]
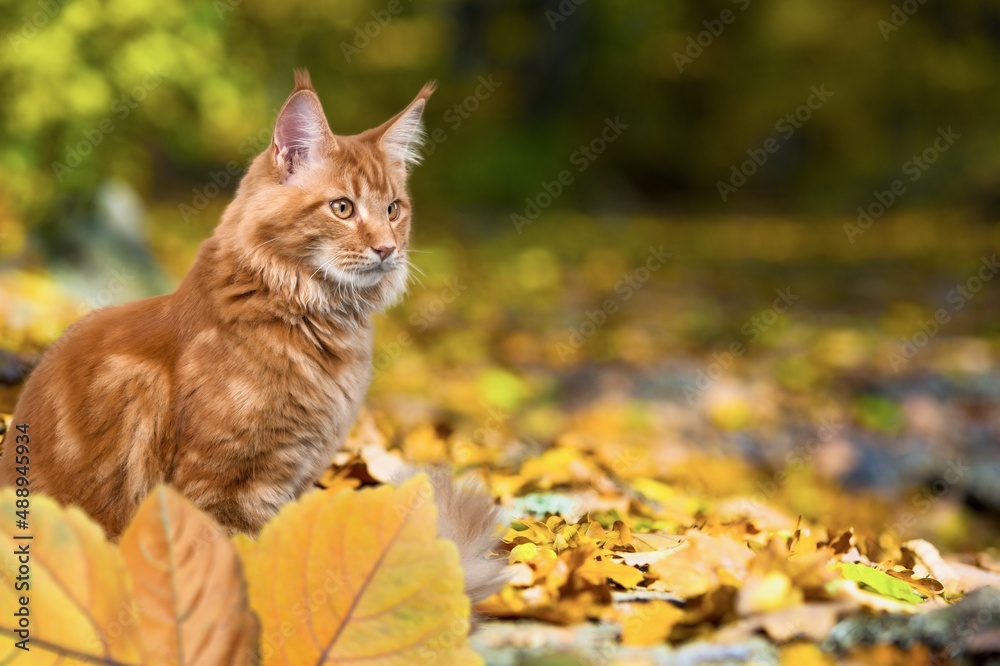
[
  {"xmin": 329, "ymin": 198, "xmax": 355, "ymax": 219},
  {"xmin": 387, "ymin": 201, "xmax": 400, "ymax": 221}
]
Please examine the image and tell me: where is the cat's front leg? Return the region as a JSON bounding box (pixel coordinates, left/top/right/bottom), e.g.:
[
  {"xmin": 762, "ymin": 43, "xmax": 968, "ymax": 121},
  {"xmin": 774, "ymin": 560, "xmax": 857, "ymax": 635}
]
[
  {"xmin": 199, "ymin": 495, "xmax": 277, "ymax": 537},
  {"xmin": 184, "ymin": 473, "xmax": 303, "ymax": 536}
]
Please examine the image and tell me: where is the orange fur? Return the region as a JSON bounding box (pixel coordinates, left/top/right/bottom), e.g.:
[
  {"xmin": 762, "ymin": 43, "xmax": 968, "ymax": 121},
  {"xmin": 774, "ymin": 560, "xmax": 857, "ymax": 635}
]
[{"xmin": 0, "ymin": 72, "xmax": 505, "ymax": 601}]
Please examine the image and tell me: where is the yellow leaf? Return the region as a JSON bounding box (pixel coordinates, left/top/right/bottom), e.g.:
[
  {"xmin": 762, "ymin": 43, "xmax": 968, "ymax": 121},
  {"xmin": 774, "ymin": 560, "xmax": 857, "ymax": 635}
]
[
  {"xmin": 631, "ymin": 532, "xmax": 685, "ymax": 553},
  {"xmin": 631, "ymin": 478, "xmax": 676, "ymax": 505},
  {"xmin": 518, "ymin": 447, "xmax": 600, "ymax": 489},
  {"xmin": 617, "ymin": 600, "xmax": 684, "ymax": 646},
  {"xmin": 510, "ymin": 542, "xmax": 540, "ymax": 564},
  {"xmin": 577, "ymin": 559, "xmax": 644, "ymax": 589},
  {"xmin": 242, "ymin": 475, "xmax": 481, "ymax": 665},
  {"xmin": 737, "ymin": 571, "xmax": 802, "ymax": 615},
  {"xmin": 316, "ymin": 467, "xmax": 362, "ymax": 497},
  {"xmin": 120, "ymin": 486, "xmax": 258, "ymax": 666},
  {"xmin": 400, "ymin": 424, "xmax": 449, "ymax": 464},
  {"xmin": 648, "ymin": 532, "xmax": 754, "ymax": 599},
  {"xmin": 780, "ymin": 642, "xmax": 835, "ymax": 665},
  {"xmin": 0, "ymin": 490, "xmax": 146, "ymax": 663}
]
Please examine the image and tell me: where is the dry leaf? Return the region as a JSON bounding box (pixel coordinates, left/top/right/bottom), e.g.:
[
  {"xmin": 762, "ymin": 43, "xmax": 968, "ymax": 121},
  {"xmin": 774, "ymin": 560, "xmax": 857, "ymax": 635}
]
[
  {"xmin": 715, "ymin": 602, "xmax": 848, "ymax": 645},
  {"xmin": 576, "ymin": 559, "xmax": 644, "ymax": 590},
  {"xmin": 0, "ymin": 490, "xmax": 146, "ymax": 663},
  {"xmin": 901, "ymin": 539, "xmax": 955, "ymax": 592},
  {"xmin": 242, "ymin": 475, "xmax": 480, "ymax": 665},
  {"xmin": 648, "ymin": 531, "xmax": 754, "ymax": 599},
  {"xmin": 737, "ymin": 571, "xmax": 801, "ymax": 615},
  {"xmin": 617, "ymin": 600, "xmax": 684, "ymax": 646},
  {"xmin": 120, "ymin": 485, "xmax": 258, "ymax": 665},
  {"xmin": 943, "ymin": 561, "xmax": 1000, "ymax": 594},
  {"xmin": 780, "ymin": 642, "xmax": 835, "ymax": 665},
  {"xmin": 759, "ymin": 603, "xmax": 844, "ymax": 642}
]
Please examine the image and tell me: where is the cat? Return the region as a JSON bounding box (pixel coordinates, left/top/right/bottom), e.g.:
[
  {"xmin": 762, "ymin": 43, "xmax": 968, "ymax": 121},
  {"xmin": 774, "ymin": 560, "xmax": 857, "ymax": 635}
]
[{"xmin": 0, "ymin": 70, "xmax": 506, "ymax": 603}]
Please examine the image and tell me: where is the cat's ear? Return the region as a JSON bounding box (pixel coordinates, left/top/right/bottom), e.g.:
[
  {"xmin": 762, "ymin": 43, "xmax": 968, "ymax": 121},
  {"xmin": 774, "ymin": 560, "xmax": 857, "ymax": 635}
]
[
  {"xmin": 272, "ymin": 69, "xmax": 333, "ymax": 180},
  {"xmin": 376, "ymin": 81, "xmax": 436, "ymax": 168}
]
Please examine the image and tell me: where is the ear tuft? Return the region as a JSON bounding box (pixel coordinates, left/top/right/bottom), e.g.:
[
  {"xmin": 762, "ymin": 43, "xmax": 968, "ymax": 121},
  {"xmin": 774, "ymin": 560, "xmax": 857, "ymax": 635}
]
[
  {"xmin": 379, "ymin": 82, "xmax": 436, "ymax": 168},
  {"xmin": 293, "ymin": 68, "xmax": 315, "ymax": 93},
  {"xmin": 272, "ymin": 71, "xmax": 331, "ymax": 181},
  {"xmin": 416, "ymin": 80, "xmax": 437, "ymax": 101}
]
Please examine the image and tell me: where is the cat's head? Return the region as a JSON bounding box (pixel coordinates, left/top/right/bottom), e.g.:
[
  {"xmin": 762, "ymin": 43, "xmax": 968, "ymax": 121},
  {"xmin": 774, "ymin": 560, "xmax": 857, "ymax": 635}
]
[{"xmin": 226, "ymin": 70, "xmax": 433, "ymax": 316}]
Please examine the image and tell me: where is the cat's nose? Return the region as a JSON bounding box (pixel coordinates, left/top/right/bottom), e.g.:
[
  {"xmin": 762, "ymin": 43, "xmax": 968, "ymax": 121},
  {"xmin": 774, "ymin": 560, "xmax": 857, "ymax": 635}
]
[{"xmin": 372, "ymin": 245, "xmax": 396, "ymax": 261}]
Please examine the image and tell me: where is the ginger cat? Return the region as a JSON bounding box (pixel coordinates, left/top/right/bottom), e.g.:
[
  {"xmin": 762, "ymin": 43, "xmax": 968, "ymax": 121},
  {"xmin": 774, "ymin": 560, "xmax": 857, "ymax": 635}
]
[{"xmin": 0, "ymin": 71, "xmax": 505, "ymax": 602}]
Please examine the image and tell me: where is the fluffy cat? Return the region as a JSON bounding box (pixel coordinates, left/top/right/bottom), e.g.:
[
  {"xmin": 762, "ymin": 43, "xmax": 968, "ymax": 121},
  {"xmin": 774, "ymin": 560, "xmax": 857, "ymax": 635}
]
[{"xmin": 0, "ymin": 70, "xmax": 505, "ymax": 602}]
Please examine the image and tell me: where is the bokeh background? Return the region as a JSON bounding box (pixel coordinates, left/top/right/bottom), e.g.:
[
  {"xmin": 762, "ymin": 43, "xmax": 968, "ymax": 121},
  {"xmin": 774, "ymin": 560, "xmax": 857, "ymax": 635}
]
[{"xmin": 2, "ymin": 0, "xmax": 1000, "ymax": 555}]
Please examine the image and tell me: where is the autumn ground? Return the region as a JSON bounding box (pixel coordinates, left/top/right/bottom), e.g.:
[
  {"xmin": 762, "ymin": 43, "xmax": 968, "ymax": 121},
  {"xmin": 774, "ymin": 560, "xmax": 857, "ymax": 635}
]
[{"xmin": 2, "ymin": 213, "xmax": 1000, "ymax": 664}]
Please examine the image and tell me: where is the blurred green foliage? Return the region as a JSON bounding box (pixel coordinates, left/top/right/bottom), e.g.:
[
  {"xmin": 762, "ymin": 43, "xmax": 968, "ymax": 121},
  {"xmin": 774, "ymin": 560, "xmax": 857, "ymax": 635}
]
[{"xmin": 1, "ymin": 0, "xmax": 999, "ymax": 247}]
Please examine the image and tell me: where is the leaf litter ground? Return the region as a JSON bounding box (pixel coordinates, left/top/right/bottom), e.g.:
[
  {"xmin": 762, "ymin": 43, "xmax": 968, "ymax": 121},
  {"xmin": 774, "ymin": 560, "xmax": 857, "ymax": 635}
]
[{"xmin": 3, "ymin": 216, "xmax": 1000, "ymax": 664}]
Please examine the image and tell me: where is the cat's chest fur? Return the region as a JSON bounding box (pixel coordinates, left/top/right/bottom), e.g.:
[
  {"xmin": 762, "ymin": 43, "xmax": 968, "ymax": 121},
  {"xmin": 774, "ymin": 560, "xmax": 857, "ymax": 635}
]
[{"xmin": 170, "ymin": 313, "xmax": 373, "ymax": 519}]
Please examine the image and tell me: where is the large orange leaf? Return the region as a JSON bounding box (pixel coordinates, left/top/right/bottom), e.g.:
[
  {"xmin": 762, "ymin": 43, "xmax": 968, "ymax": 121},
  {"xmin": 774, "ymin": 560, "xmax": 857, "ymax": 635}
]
[
  {"xmin": 0, "ymin": 490, "xmax": 146, "ymax": 664},
  {"xmin": 120, "ymin": 486, "xmax": 258, "ymax": 665},
  {"xmin": 242, "ymin": 475, "xmax": 481, "ymax": 665}
]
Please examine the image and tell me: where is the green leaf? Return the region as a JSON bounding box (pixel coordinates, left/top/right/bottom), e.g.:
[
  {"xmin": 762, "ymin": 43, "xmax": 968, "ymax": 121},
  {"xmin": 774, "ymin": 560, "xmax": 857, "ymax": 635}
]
[{"xmin": 839, "ymin": 563, "xmax": 924, "ymax": 604}]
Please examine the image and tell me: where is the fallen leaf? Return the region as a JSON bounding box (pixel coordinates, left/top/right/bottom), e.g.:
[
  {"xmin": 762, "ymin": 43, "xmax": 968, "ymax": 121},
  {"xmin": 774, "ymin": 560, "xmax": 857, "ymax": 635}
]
[
  {"xmin": 576, "ymin": 559, "xmax": 644, "ymax": 590},
  {"xmin": 241, "ymin": 475, "xmax": 480, "ymax": 665},
  {"xmin": 617, "ymin": 600, "xmax": 685, "ymax": 646},
  {"xmin": 648, "ymin": 531, "xmax": 754, "ymax": 599},
  {"xmin": 510, "ymin": 542, "xmax": 542, "ymax": 564},
  {"xmin": 715, "ymin": 602, "xmax": 848, "ymax": 644},
  {"xmin": 630, "ymin": 532, "xmax": 685, "ymax": 553},
  {"xmin": 838, "ymin": 563, "xmax": 923, "ymax": 604},
  {"xmin": 780, "ymin": 642, "xmax": 835, "ymax": 665},
  {"xmin": 901, "ymin": 539, "xmax": 954, "ymax": 592},
  {"xmin": 737, "ymin": 571, "xmax": 801, "ymax": 615},
  {"xmin": 760, "ymin": 603, "xmax": 845, "ymax": 642},
  {"xmin": 0, "ymin": 490, "xmax": 146, "ymax": 663},
  {"xmin": 120, "ymin": 485, "xmax": 258, "ymax": 666},
  {"xmin": 944, "ymin": 561, "xmax": 1000, "ymax": 594}
]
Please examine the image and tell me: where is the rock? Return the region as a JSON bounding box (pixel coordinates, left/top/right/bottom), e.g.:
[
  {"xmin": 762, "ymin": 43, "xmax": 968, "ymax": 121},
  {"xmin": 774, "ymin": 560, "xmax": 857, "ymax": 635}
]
[{"xmin": 823, "ymin": 586, "xmax": 1000, "ymax": 660}]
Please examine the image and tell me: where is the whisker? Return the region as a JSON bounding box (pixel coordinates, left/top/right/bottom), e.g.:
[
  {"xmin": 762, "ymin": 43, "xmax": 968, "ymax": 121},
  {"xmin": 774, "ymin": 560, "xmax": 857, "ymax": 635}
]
[
  {"xmin": 251, "ymin": 237, "xmax": 282, "ymax": 251},
  {"xmin": 404, "ymin": 259, "xmax": 427, "ymax": 277},
  {"xmin": 309, "ymin": 258, "xmax": 335, "ymax": 281},
  {"xmin": 404, "ymin": 263, "xmax": 426, "ymax": 289}
]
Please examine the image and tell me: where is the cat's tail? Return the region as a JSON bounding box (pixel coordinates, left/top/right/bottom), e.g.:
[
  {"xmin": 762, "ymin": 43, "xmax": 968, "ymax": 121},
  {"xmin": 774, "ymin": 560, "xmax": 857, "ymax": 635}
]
[{"xmin": 395, "ymin": 467, "xmax": 508, "ymax": 604}]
